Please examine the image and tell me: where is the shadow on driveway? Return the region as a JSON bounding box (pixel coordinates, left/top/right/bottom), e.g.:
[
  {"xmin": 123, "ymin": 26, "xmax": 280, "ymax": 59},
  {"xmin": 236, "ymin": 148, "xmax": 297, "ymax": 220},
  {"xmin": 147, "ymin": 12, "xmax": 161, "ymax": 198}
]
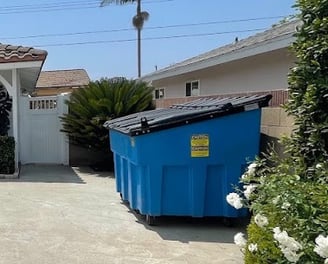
[
  {"xmin": 73, "ymin": 166, "xmax": 115, "ymax": 179},
  {"xmin": 1, "ymin": 164, "xmax": 85, "ymax": 184},
  {"xmin": 123, "ymin": 201, "xmax": 249, "ymax": 244}
]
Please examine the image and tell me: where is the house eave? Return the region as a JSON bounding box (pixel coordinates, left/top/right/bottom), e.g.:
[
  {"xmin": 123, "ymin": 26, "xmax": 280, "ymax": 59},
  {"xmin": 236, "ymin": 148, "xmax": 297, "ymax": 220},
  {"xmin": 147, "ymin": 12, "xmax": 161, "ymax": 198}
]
[
  {"xmin": 0, "ymin": 60, "xmax": 44, "ymax": 70},
  {"xmin": 142, "ymin": 34, "xmax": 295, "ymax": 82}
]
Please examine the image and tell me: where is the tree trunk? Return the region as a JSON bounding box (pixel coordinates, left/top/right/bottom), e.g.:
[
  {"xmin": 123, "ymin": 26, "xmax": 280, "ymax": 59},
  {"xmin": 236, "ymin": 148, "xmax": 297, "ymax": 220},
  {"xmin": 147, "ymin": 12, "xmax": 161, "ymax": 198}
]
[
  {"xmin": 137, "ymin": 0, "xmax": 141, "ymax": 78},
  {"xmin": 137, "ymin": 28, "xmax": 141, "ymax": 78}
]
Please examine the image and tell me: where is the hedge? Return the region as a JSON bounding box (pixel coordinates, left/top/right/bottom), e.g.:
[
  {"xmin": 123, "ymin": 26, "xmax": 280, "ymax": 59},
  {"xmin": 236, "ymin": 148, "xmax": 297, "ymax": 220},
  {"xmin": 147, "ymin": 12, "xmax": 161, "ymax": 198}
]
[{"xmin": 0, "ymin": 136, "xmax": 15, "ymax": 174}]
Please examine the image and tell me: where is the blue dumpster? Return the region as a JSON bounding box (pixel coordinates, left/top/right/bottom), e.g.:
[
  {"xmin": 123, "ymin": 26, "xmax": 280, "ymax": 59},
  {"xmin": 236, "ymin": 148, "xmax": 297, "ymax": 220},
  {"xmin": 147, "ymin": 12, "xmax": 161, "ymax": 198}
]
[{"xmin": 104, "ymin": 95, "xmax": 271, "ymax": 224}]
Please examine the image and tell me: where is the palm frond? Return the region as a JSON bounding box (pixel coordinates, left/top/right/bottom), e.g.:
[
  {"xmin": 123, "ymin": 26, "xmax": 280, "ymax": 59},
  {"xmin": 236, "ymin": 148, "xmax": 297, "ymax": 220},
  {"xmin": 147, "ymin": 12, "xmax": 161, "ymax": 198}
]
[
  {"xmin": 132, "ymin": 11, "xmax": 149, "ymax": 29},
  {"xmin": 100, "ymin": 0, "xmax": 136, "ymax": 7},
  {"xmin": 61, "ymin": 78, "xmax": 154, "ymax": 152},
  {"xmin": 140, "ymin": 11, "xmax": 149, "ymax": 20}
]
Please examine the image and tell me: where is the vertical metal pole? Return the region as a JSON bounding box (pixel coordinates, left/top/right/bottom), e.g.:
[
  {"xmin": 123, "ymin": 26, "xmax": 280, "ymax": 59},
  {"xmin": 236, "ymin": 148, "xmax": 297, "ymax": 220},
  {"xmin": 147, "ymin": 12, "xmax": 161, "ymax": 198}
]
[{"xmin": 137, "ymin": 0, "xmax": 141, "ymax": 78}]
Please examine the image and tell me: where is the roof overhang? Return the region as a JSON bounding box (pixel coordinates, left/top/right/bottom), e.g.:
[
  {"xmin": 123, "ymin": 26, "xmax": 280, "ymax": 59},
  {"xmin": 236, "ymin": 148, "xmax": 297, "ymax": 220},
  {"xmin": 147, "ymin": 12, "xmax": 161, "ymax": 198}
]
[
  {"xmin": 142, "ymin": 33, "xmax": 295, "ymax": 82},
  {"xmin": 20, "ymin": 66, "xmax": 45, "ymax": 93},
  {"xmin": 0, "ymin": 60, "xmax": 43, "ymax": 70},
  {"xmin": 0, "ymin": 44, "xmax": 48, "ymax": 94},
  {"xmin": 0, "ymin": 61, "xmax": 46, "ymax": 94}
]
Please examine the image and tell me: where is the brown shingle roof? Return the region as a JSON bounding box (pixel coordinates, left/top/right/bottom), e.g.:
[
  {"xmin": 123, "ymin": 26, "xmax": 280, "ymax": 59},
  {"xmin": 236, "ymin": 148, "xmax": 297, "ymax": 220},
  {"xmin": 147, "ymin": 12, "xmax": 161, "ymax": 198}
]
[
  {"xmin": 36, "ymin": 69, "xmax": 90, "ymax": 88},
  {"xmin": 0, "ymin": 44, "xmax": 47, "ymax": 63}
]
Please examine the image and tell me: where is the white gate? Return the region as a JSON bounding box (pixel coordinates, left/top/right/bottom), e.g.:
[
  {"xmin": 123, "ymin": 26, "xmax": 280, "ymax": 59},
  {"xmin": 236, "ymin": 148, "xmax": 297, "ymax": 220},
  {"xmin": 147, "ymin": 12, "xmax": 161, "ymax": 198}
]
[{"xmin": 19, "ymin": 94, "xmax": 69, "ymax": 165}]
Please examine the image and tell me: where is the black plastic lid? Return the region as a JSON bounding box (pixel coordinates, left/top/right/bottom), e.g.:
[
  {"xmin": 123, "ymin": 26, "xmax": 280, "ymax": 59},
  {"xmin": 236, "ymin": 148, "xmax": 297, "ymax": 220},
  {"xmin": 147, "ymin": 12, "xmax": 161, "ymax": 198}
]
[{"xmin": 104, "ymin": 94, "xmax": 272, "ymax": 136}]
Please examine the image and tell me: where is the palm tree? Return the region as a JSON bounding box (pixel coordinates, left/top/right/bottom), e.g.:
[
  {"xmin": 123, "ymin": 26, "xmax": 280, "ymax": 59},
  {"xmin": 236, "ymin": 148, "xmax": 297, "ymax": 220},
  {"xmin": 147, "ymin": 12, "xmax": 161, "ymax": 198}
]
[{"xmin": 100, "ymin": 0, "xmax": 149, "ymax": 78}]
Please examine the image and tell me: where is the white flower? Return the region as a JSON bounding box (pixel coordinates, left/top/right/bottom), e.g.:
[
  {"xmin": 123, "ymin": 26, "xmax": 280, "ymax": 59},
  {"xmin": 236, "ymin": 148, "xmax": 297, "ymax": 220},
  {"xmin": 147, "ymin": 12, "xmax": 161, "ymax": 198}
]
[
  {"xmin": 316, "ymin": 163, "xmax": 323, "ymax": 169},
  {"xmin": 273, "ymin": 227, "xmax": 302, "ymax": 263},
  {"xmin": 281, "ymin": 247, "xmax": 301, "ymax": 263},
  {"xmin": 314, "ymin": 234, "xmax": 328, "ymax": 259},
  {"xmin": 281, "ymin": 202, "xmax": 291, "ymax": 209},
  {"xmin": 325, "ymin": 259, "xmax": 328, "ymax": 264},
  {"xmin": 272, "ymin": 196, "xmax": 280, "ymax": 205},
  {"xmin": 243, "ymin": 184, "xmax": 257, "ymax": 200},
  {"xmin": 226, "ymin": 192, "xmax": 243, "ymax": 209},
  {"xmin": 248, "ymin": 243, "xmax": 258, "ymax": 253},
  {"xmin": 234, "ymin": 232, "xmax": 247, "ymax": 248},
  {"xmin": 241, "ymin": 173, "xmax": 247, "ymax": 180},
  {"xmin": 247, "ymin": 162, "xmax": 257, "ymax": 175},
  {"xmin": 273, "ymin": 227, "xmax": 282, "ymax": 234},
  {"xmin": 254, "ymin": 213, "xmax": 268, "ymax": 228},
  {"xmin": 273, "ymin": 227, "xmax": 302, "ymax": 251}
]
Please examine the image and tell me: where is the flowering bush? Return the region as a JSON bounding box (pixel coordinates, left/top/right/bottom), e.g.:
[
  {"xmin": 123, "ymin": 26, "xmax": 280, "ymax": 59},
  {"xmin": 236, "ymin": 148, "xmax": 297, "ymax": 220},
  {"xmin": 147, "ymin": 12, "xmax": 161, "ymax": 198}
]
[
  {"xmin": 226, "ymin": 0, "xmax": 328, "ymax": 262},
  {"xmin": 227, "ymin": 156, "xmax": 328, "ymax": 263}
]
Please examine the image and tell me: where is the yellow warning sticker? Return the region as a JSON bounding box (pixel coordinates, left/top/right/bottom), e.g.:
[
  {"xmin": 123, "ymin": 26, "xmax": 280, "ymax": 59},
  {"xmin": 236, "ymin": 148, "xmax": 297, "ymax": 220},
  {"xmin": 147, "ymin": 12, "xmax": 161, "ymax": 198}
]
[{"xmin": 191, "ymin": 134, "xmax": 209, "ymax": 157}]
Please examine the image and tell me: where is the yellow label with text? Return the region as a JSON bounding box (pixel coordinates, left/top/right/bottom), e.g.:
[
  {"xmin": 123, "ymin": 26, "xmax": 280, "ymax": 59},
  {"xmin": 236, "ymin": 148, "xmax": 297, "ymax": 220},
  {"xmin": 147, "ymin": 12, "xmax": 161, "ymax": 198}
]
[{"xmin": 191, "ymin": 134, "xmax": 209, "ymax": 157}]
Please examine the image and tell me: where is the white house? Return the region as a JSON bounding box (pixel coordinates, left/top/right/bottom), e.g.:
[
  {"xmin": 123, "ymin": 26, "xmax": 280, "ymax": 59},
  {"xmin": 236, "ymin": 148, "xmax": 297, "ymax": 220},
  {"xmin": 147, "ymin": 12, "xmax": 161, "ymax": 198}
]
[{"xmin": 141, "ymin": 19, "xmax": 301, "ymax": 109}]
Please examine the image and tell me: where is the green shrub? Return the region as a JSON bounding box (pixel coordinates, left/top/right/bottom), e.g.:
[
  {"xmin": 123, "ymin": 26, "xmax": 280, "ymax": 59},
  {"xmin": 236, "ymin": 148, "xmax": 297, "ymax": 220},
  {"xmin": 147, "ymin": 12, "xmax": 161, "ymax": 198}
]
[
  {"xmin": 61, "ymin": 78, "xmax": 154, "ymax": 153},
  {"xmin": 0, "ymin": 136, "xmax": 15, "ymax": 174},
  {"xmin": 0, "ymin": 85, "xmax": 12, "ymax": 136},
  {"xmin": 227, "ymin": 156, "xmax": 328, "ymax": 263},
  {"xmin": 227, "ymin": 0, "xmax": 328, "ymax": 262},
  {"xmin": 242, "ymin": 157, "xmax": 328, "ymax": 263}
]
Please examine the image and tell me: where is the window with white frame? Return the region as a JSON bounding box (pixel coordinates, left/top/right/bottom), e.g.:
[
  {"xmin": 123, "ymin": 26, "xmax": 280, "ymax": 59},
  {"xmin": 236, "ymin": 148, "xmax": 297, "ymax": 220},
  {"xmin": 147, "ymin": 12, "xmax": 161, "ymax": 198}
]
[
  {"xmin": 154, "ymin": 87, "xmax": 165, "ymax": 99},
  {"xmin": 185, "ymin": 80, "xmax": 200, "ymax": 97}
]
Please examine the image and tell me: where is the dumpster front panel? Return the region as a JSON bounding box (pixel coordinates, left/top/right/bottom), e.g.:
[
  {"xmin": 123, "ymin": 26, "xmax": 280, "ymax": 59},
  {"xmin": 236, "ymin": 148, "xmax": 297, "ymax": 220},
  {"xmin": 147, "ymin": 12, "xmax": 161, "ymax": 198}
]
[
  {"xmin": 110, "ymin": 108, "xmax": 261, "ymax": 218},
  {"xmin": 161, "ymin": 165, "xmax": 191, "ymax": 216}
]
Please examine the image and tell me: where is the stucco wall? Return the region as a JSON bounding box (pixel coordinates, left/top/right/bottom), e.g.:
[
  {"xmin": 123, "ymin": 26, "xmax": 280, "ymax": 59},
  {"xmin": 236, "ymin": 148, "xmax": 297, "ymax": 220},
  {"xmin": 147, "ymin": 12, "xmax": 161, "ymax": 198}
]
[
  {"xmin": 261, "ymin": 107, "xmax": 294, "ymax": 138},
  {"xmin": 152, "ymin": 48, "xmax": 295, "ymax": 99},
  {"xmin": 34, "ymin": 87, "xmax": 76, "ymax": 97},
  {"xmin": 260, "ymin": 107, "xmax": 294, "ymax": 155},
  {"xmin": 0, "ymin": 70, "xmax": 13, "ymax": 86}
]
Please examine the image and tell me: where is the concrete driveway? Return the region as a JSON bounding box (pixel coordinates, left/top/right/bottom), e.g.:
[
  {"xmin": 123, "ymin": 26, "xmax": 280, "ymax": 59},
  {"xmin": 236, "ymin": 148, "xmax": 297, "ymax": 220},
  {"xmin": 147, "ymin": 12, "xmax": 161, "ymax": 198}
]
[{"xmin": 0, "ymin": 165, "xmax": 245, "ymax": 264}]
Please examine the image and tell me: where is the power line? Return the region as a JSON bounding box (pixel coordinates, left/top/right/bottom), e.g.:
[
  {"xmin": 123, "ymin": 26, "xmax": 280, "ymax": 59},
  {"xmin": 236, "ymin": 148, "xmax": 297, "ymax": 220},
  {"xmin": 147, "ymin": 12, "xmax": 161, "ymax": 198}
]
[
  {"xmin": 0, "ymin": 4, "xmax": 96, "ymax": 15},
  {"xmin": 0, "ymin": 0, "xmax": 94, "ymax": 9},
  {"xmin": 0, "ymin": 0, "xmax": 170, "ymax": 9},
  {"xmin": 0, "ymin": 0, "xmax": 174, "ymax": 14},
  {"xmin": 2, "ymin": 15, "xmax": 288, "ymax": 40},
  {"xmin": 34, "ymin": 28, "xmax": 266, "ymax": 47},
  {"xmin": 0, "ymin": 1, "xmax": 95, "ymax": 10},
  {"xmin": 0, "ymin": 1, "xmax": 97, "ymax": 14}
]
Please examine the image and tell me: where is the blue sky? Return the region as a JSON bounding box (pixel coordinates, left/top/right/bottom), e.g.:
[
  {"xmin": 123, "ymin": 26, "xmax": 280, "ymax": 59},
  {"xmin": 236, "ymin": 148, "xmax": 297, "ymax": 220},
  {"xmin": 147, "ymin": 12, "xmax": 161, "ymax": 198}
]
[{"xmin": 2, "ymin": 0, "xmax": 296, "ymax": 80}]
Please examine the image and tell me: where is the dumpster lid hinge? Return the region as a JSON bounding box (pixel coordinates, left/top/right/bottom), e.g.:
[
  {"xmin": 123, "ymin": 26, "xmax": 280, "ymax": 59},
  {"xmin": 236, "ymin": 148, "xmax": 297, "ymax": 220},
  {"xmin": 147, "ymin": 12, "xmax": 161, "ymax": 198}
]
[{"xmin": 140, "ymin": 117, "xmax": 149, "ymax": 129}]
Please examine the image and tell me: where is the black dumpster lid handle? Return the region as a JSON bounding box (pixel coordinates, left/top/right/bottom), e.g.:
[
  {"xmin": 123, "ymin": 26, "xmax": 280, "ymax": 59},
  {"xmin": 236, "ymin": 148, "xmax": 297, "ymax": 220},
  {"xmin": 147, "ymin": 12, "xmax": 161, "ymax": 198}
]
[{"xmin": 140, "ymin": 117, "xmax": 149, "ymax": 128}]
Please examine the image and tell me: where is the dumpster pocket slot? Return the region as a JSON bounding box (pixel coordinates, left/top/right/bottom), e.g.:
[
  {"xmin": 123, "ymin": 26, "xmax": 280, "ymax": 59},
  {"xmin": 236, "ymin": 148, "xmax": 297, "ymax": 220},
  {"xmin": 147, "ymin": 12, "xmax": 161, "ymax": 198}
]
[{"xmin": 161, "ymin": 166, "xmax": 191, "ymax": 216}]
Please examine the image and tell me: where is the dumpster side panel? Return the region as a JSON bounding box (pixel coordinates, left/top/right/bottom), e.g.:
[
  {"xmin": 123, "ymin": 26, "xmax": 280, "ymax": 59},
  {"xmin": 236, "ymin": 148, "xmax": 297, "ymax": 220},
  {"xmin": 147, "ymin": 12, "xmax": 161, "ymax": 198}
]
[{"xmin": 113, "ymin": 153, "xmax": 121, "ymax": 193}]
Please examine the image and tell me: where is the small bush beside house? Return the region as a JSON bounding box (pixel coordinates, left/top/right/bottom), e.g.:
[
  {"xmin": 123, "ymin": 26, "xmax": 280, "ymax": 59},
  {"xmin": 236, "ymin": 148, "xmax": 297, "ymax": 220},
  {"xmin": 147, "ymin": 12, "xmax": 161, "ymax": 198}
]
[
  {"xmin": 0, "ymin": 85, "xmax": 12, "ymax": 136},
  {"xmin": 0, "ymin": 84, "xmax": 15, "ymax": 174},
  {"xmin": 60, "ymin": 78, "xmax": 154, "ymax": 169},
  {"xmin": 0, "ymin": 136, "xmax": 15, "ymax": 174}
]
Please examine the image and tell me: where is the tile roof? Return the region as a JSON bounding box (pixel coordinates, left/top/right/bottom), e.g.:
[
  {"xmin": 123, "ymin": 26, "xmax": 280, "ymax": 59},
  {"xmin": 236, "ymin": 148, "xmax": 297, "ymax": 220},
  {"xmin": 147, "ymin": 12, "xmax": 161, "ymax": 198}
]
[
  {"xmin": 142, "ymin": 19, "xmax": 301, "ymax": 79},
  {"xmin": 0, "ymin": 44, "xmax": 47, "ymax": 63},
  {"xmin": 36, "ymin": 69, "xmax": 90, "ymax": 88}
]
